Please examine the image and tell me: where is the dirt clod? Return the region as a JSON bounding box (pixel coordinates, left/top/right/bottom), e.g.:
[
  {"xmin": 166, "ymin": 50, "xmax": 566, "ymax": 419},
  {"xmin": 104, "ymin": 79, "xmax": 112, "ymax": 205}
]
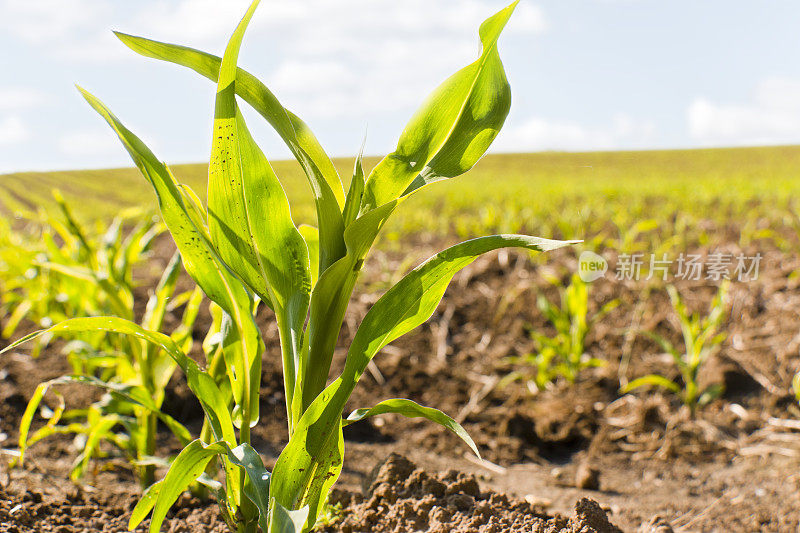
[
  {"xmin": 572, "ymin": 498, "xmax": 623, "ymax": 533},
  {"xmin": 322, "ymin": 454, "xmax": 620, "ymax": 533},
  {"xmin": 575, "ymin": 462, "xmax": 601, "ymax": 490}
]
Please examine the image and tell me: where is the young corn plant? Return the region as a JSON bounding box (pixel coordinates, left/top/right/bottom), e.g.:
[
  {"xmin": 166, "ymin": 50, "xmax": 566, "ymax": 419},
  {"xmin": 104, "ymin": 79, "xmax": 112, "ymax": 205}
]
[
  {"xmin": 503, "ymin": 273, "xmax": 618, "ymax": 391},
  {"xmin": 1, "ymin": 191, "xmax": 161, "ymax": 350},
  {"xmin": 15, "ymin": 251, "xmax": 202, "ymax": 488},
  {"xmin": 622, "ymin": 282, "xmax": 730, "ymax": 414},
  {"xmin": 3, "ymin": 2, "xmax": 572, "ymax": 531},
  {"xmin": 1, "ymin": 195, "xmax": 184, "ymax": 488}
]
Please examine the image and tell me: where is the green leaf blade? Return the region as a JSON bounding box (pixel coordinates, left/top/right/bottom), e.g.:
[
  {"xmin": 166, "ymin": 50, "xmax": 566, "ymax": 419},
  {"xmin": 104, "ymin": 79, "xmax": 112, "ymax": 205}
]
[
  {"xmin": 207, "ymin": 3, "xmax": 311, "ymax": 425},
  {"xmin": 226, "ymin": 443, "xmax": 272, "ymax": 532},
  {"xmin": 621, "ymin": 374, "xmax": 683, "ymax": 395},
  {"xmin": 129, "ymin": 480, "xmax": 163, "ymax": 530},
  {"xmin": 76, "ymin": 87, "xmax": 263, "ymax": 319},
  {"xmin": 302, "ymin": 200, "xmax": 400, "ymax": 411},
  {"xmin": 345, "ymin": 235, "xmax": 572, "ymax": 381},
  {"xmin": 270, "ymin": 498, "xmax": 310, "ymax": 533},
  {"xmin": 345, "ymin": 398, "xmax": 479, "ymax": 458},
  {"xmin": 363, "ymin": 1, "xmax": 517, "ymax": 210},
  {"xmin": 270, "ymin": 385, "xmax": 345, "ymax": 531},
  {"xmin": 1, "ymin": 318, "xmax": 237, "ymax": 447},
  {"xmin": 148, "ymin": 439, "xmax": 226, "ymax": 532},
  {"xmin": 114, "ymin": 31, "xmax": 347, "ymax": 273}
]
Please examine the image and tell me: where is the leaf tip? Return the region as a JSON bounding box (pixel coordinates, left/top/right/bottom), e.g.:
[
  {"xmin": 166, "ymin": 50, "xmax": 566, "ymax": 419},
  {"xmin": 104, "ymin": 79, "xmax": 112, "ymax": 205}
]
[
  {"xmin": 113, "ymin": 31, "xmax": 139, "ymax": 51},
  {"xmin": 75, "ymin": 85, "xmax": 95, "ymax": 104}
]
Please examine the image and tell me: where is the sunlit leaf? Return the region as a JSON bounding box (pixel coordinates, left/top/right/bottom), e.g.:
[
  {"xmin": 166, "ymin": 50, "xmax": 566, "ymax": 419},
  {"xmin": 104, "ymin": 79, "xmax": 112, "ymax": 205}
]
[
  {"xmin": 362, "ymin": 1, "xmax": 518, "ymax": 210},
  {"xmin": 345, "ymin": 398, "xmax": 478, "ymax": 457}
]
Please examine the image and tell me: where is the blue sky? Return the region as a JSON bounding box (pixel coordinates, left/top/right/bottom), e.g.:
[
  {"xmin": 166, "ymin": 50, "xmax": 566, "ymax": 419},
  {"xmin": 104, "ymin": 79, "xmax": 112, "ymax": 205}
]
[{"xmin": 1, "ymin": 0, "xmax": 799, "ymax": 173}]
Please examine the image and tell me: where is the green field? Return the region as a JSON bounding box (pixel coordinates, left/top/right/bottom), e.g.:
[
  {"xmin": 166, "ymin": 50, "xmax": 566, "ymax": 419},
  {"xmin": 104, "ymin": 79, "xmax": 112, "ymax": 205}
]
[{"xmin": 2, "ymin": 145, "xmax": 799, "ymax": 252}]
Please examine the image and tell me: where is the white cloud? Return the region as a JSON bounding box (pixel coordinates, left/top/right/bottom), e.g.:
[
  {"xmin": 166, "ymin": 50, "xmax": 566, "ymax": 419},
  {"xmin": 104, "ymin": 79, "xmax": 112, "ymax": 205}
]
[
  {"xmin": 688, "ymin": 78, "xmax": 800, "ymax": 146},
  {"xmin": 0, "ymin": 0, "xmax": 109, "ymax": 45},
  {"xmin": 0, "ymin": 88, "xmax": 49, "ymax": 112},
  {"xmin": 57, "ymin": 130, "xmax": 122, "ymax": 157},
  {"xmin": 509, "ymin": 3, "xmax": 547, "ymax": 34},
  {"xmin": 135, "ymin": 0, "xmax": 264, "ymax": 46},
  {"xmin": 494, "ymin": 113, "xmax": 655, "ymax": 152},
  {"xmin": 0, "ymin": 0, "xmax": 132, "ymax": 64},
  {"xmin": 259, "ymin": 1, "xmax": 542, "ymax": 120},
  {"xmin": 267, "ymin": 53, "xmax": 466, "ymax": 120},
  {"xmin": 57, "ymin": 31, "xmax": 132, "ymax": 63},
  {"xmin": 0, "ymin": 116, "xmax": 30, "ymax": 145}
]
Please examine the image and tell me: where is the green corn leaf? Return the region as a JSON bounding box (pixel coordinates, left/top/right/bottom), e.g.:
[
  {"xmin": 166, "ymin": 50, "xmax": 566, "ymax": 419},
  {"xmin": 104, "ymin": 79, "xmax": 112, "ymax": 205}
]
[
  {"xmin": 47, "ymin": 375, "xmax": 192, "ymax": 446},
  {"xmin": 1, "ymin": 318, "xmax": 236, "ymax": 447},
  {"xmin": 218, "ymin": 308, "xmax": 263, "ymax": 429},
  {"xmin": 203, "ymin": 303, "xmax": 225, "ymax": 358},
  {"xmin": 17, "ymin": 382, "xmax": 51, "ymax": 465},
  {"xmin": 130, "ymin": 441, "xmax": 270, "ymax": 532},
  {"xmin": 208, "ymin": 0, "xmax": 310, "ymax": 424},
  {"xmin": 141, "ymin": 251, "xmax": 183, "ymax": 393},
  {"xmin": 35, "ymin": 262, "xmax": 132, "ymax": 319},
  {"xmin": 362, "ymin": 1, "xmax": 517, "ymax": 211},
  {"xmin": 195, "ymin": 473, "xmax": 236, "ymax": 529},
  {"xmin": 2, "ymin": 299, "xmax": 32, "ymax": 338},
  {"xmin": 115, "ymin": 31, "xmax": 346, "ymax": 274},
  {"xmin": 298, "ymin": 225, "xmax": 320, "ymax": 289},
  {"xmin": 302, "ymin": 200, "xmax": 400, "ymax": 411},
  {"xmin": 345, "ymin": 398, "xmax": 478, "ymax": 457},
  {"xmin": 178, "ymin": 183, "xmax": 211, "ymax": 232},
  {"xmin": 147, "ymin": 439, "xmax": 228, "ymax": 532},
  {"xmin": 53, "ymin": 189, "xmax": 94, "ymax": 265},
  {"xmin": 342, "ymin": 141, "xmax": 366, "ymax": 227},
  {"xmin": 269, "ymin": 498, "xmax": 310, "ymax": 533},
  {"xmin": 270, "ymin": 399, "xmax": 344, "ymax": 531},
  {"xmin": 115, "ymin": 217, "xmax": 162, "ymax": 283},
  {"xmin": 170, "ymin": 285, "xmax": 204, "ymax": 356},
  {"xmin": 226, "ymin": 443, "xmax": 271, "ymax": 532},
  {"xmin": 25, "ymin": 422, "xmax": 87, "ymax": 453},
  {"xmin": 72, "ymin": 413, "xmax": 120, "ymax": 480},
  {"xmin": 76, "ymin": 87, "xmax": 261, "ymax": 315},
  {"xmin": 274, "ymin": 234, "xmax": 570, "ymax": 525},
  {"xmin": 78, "ymin": 87, "xmax": 264, "ymax": 426},
  {"xmin": 129, "ymin": 480, "xmax": 163, "ymax": 530},
  {"xmin": 142, "ymin": 250, "xmax": 182, "ymax": 333},
  {"xmin": 345, "ymin": 235, "xmax": 571, "ymax": 380},
  {"xmin": 620, "ymin": 374, "xmax": 683, "ymax": 395}
]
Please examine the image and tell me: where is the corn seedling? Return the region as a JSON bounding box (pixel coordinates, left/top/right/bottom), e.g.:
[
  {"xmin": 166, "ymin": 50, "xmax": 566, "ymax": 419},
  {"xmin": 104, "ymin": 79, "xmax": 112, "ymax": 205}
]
[
  {"xmin": 15, "ymin": 251, "xmax": 202, "ymax": 487},
  {"xmin": 3, "ymin": 2, "xmax": 572, "ymax": 531},
  {"xmin": 0, "ymin": 195, "xmax": 186, "ymax": 487},
  {"xmin": 622, "ymin": 282, "xmax": 729, "ymax": 413},
  {"xmin": 1, "ymin": 191, "xmax": 161, "ymax": 348},
  {"xmin": 504, "ymin": 273, "xmax": 617, "ymax": 391}
]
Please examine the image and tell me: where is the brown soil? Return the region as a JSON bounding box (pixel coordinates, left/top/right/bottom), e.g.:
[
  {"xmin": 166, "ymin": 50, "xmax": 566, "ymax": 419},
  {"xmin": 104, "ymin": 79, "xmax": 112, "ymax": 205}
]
[
  {"xmin": 321, "ymin": 454, "xmax": 621, "ymax": 533},
  {"xmin": 1, "ymin": 232, "xmax": 800, "ymax": 531}
]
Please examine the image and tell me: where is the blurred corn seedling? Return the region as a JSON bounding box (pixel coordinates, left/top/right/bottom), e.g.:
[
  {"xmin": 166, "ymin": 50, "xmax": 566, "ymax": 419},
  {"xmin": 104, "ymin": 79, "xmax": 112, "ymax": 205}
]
[
  {"xmin": 15, "ymin": 251, "xmax": 202, "ymax": 487},
  {"xmin": 622, "ymin": 282, "xmax": 730, "ymax": 413},
  {"xmin": 503, "ymin": 273, "xmax": 618, "ymax": 391},
  {"xmin": 1, "ymin": 191, "xmax": 162, "ymax": 354}
]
